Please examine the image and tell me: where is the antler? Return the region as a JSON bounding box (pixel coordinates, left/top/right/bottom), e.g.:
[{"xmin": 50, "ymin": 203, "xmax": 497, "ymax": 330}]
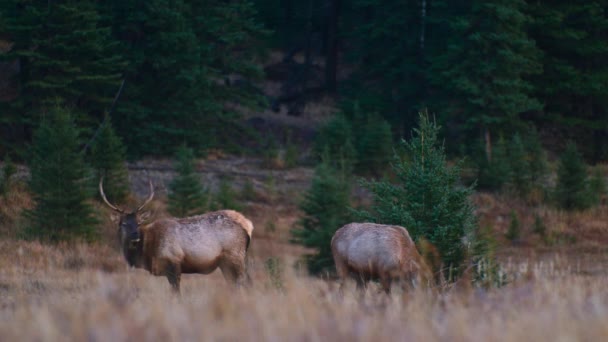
[
  {"xmin": 99, "ymin": 177, "xmax": 126, "ymax": 214},
  {"xmin": 136, "ymin": 180, "xmax": 155, "ymax": 212}
]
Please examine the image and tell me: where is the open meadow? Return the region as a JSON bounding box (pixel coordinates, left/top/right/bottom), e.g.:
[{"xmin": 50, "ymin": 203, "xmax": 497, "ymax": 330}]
[
  {"xmin": 1, "ymin": 159, "xmax": 607, "ymax": 341},
  {"xmin": 1, "ymin": 192, "xmax": 608, "ymax": 342},
  {"xmin": 0, "ymin": 239, "xmax": 607, "ymax": 341}
]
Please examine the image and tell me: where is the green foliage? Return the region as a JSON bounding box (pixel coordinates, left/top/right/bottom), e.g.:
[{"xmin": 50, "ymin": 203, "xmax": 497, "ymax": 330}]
[
  {"xmin": 533, "ymin": 214, "xmax": 546, "ymax": 238},
  {"xmin": 555, "ymin": 142, "xmax": 591, "ymax": 210},
  {"xmin": 312, "ymin": 115, "xmax": 356, "ymax": 170},
  {"xmin": 434, "ymin": 0, "xmax": 542, "ymax": 139},
  {"xmin": 588, "ymin": 167, "xmax": 607, "ymax": 207},
  {"xmin": 292, "ymin": 159, "xmax": 351, "ymax": 275},
  {"xmin": 168, "ymin": 145, "xmax": 208, "ymax": 217},
  {"xmin": 529, "ymin": 1, "xmax": 608, "ymax": 161},
  {"xmin": 0, "ymin": 155, "xmax": 17, "ymax": 196},
  {"xmin": 24, "ymin": 107, "xmax": 97, "ymax": 242},
  {"xmin": 477, "ymin": 136, "xmax": 510, "ymax": 191},
  {"xmin": 525, "ymin": 128, "xmax": 549, "ymax": 187},
  {"xmin": 313, "ymin": 105, "xmax": 393, "ymax": 177},
  {"xmin": 355, "ymin": 112, "xmax": 477, "ymax": 279},
  {"xmin": 210, "ymin": 178, "xmax": 241, "ymax": 211},
  {"xmin": 89, "ymin": 117, "xmax": 129, "ymax": 204},
  {"xmin": 103, "ymin": 0, "xmax": 268, "ymax": 157},
  {"xmin": 240, "ymin": 179, "xmax": 257, "ymax": 202},
  {"xmin": 505, "ymin": 210, "xmax": 521, "ymax": 242},
  {"xmin": 3, "ymin": 0, "xmax": 124, "ymax": 117},
  {"xmin": 507, "ymin": 133, "xmax": 532, "ymax": 196},
  {"xmin": 264, "ymin": 257, "xmax": 284, "ymax": 290},
  {"xmin": 350, "ymin": 105, "xmax": 393, "ymax": 176}
]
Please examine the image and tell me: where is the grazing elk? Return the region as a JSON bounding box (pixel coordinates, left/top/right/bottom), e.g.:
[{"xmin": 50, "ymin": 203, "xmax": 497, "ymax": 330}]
[
  {"xmin": 331, "ymin": 222, "xmax": 424, "ymax": 294},
  {"xmin": 99, "ymin": 178, "xmax": 253, "ymax": 293}
]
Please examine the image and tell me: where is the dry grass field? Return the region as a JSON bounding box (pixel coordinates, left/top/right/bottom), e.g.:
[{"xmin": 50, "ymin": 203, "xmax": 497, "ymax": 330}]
[
  {"xmin": 0, "ymin": 238, "xmax": 607, "ymax": 341},
  {"xmin": 1, "ymin": 164, "xmax": 607, "ymax": 341}
]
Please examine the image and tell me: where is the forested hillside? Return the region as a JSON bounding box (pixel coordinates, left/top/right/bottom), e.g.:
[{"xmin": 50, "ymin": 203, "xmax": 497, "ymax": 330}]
[{"xmin": 1, "ymin": 0, "xmax": 607, "ymax": 162}]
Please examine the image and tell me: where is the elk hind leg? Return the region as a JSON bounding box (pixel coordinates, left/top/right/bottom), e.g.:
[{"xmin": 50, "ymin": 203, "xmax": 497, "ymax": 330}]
[{"xmin": 219, "ymin": 261, "xmax": 246, "ymax": 287}]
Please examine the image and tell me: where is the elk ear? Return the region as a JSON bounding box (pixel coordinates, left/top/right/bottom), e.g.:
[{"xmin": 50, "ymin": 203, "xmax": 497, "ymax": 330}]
[{"xmin": 138, "ymin": 210, "xmax": 152, "ymax": 224}]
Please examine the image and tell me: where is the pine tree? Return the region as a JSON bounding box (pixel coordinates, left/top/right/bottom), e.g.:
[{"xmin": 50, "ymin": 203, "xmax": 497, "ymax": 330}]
[
  {"xmin": 168, "ymin": 144, "xmax": 207, "ymax": 217},
  {"xmin": 89, "ymin": 116, "xmax": 129, "ymax": 204},
  {"xmin": 588, "ymin": 168, "xmax": 606, "ymax": 207},
  {"xmin": 555, "ymin": 142, "xmax": 591, "ymax": 210},
  {"xmin": 525, "ymin": 128, "xmax": 549, "ymax": 188},
  {"xmin": 312, "ymin": 114, "xmax": 356, "ymax": 170},
  {"xmin": 350, "ymin": 105, "xmax": 393, "ymax": 176},
  {"xmin": 209, "ymin": 178, "xmax": 240, "ymax": 212},
  {"xmin": 356, "ymin": 112, "xmax": 477, "ymax": 279},
  {"xmin": 529, "ymin": 1, "xmax": 608, "ymax": 162},
  {"xmin": 508, "ymin": 133, "xmax": 532, "ymax": 196},
  {"xmin": 0, "ymin": 154, "xmax": 17, "ymax": 196},
  {"xmin": 25, "ymin": 107, "xmax": 97, "ymax": 241},
  {"xmin": 100, "ymin": 0, "xmax": 268, "ymax": 157},
  {"xmin": 2, "ymin": 0, "xmax": 124, "ymax": 118},
  {"xmin": 434, "ymin": 0, "xmax": 542, "ymax": 148},
  {"xmin": 292, "ymin": 158, "xmax": 351, "ymax": 275},
  {"xmin": 477, "ymin": 135, "xmax": 510, "ymax": 191}
]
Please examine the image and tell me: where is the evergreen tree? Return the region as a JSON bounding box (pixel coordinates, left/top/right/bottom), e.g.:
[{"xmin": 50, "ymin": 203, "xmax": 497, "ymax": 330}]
[
  {"xmin": 100, "ymin": 0, "xmax": 268, "ymax": 157},
  {"xmin": 588, "ymin": 168, "xmax": 606, "ymax": 207},
  {"xmin": 168, "ymin": 144, "xmax": 207, "ymax": 217},
  {"xmin": 434, "ymin": 0, "xmax": 542, "ymax": 149},
  {"xmin": 292, "ymin": 158, "xmax": 351, "ymax": 275},
  {"xmin": 505, "ymin": 210, "xmax": 520, "ymax": 242},
  {"xmin": 508, "ymin": 133, "xmax": 532, "ymax": 196},
  {"xmin": 0, "ymin": 154, "xmax": 16, "ymax": 196},
  {"xmin": 350, "ymin": 105, "xmax": 393, "ymax": 176},
  {"xmin": 89, "ymin": 116, "xmax": 129, "ymax": 204},
  {"xmin": 356, "ymin": 113, "xmax": 477, "ymax": 279},
  {"xmin": 555, "ymin": 142, "xmax": 591, "ymax": 210},
  {"xmin": 525, "ymin": 128, "xmax": 549, "ymax": 187},
  {"xmin": 312, "ymin": 114, "xmax": 356, "ymax": 170},
  {"xmin": 2, "ymin": 0, "xmax": 124, "ymax": 119},
  {"xmin": 210, "ymin": 178, "xmax": 240, "ymax": 212},
  {"xmin": 25, "ymin": 107, "xmax": 97, "ymax": 241},
  {"xmin": 529, "ymin": 1, "xmax": 608, "ymax": 161},
  {"xmin": 477, "ymin": 135, "xmax": 510, "ymax": 191}
]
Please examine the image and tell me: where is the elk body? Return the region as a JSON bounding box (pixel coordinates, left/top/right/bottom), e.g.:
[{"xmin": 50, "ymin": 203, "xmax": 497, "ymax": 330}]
[
  {"xmin": 331, "ymin": 223, "xmax": 422, "ymax": 294},
  {"xmin": 100, "ymin": 179, "xmax": 254, "ymax": 293}
]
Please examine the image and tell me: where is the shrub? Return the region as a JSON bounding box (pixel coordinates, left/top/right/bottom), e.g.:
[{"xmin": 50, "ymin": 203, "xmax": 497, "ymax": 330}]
[
  {"xmin": 477, "ymin": 135, "xmax": 510, "ymax": 191},
  {"xmin": 350, "ymin": 105, "xmax": 393, "ymax": 176},
  {"xmin": 588, "ymin": 167, "xmax": 606, "ymax": 207},
  {"xmin": 312, "ymin": 114, "xmax": 356, "ymax": 170},
  {"xmin": 533, "ymin": 213, "xmax": 546, "ymax": 238},
  {"xmin": 508, "ymin": 133, "xmax": 532, "ymax": 196},
  {"xmin": 292, "ymin": 157, "xmax": 351, "ymax": 275},
  {"xmin": 210, "ymin": 177, "xmax": 241, "ymax": 211},
  {"xmin": 505, "ymin": 210, "xmax": 520, "ymax": 242},
  {"xmin": 168, "ymin": 144, "xmax": 208, "ymax": 217},
  {"xmin": 554, "ymin": 142, "xmax": 591, "ymax": 210},
  {"xmin": 0, "ymin": 154, "xmax": 17, "ymax": 196}
]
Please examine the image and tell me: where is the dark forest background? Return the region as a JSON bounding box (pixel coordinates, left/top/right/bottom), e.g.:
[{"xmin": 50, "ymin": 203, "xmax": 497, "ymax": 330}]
[{"xmin": 1, "ymin": 0, "xmax": 607, "ymax": 162}]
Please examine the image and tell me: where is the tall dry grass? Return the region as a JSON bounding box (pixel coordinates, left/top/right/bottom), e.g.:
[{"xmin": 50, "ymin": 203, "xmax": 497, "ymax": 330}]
[{"xmin": 0, "ymin": 240, "xmax": 607, "ymax": 341}]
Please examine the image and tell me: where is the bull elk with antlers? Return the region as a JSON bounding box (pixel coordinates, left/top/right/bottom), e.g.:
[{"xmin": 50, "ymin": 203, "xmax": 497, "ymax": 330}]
[{"xmin": 99, "ymin": 178, "xmax": 254, "ymax": 293}]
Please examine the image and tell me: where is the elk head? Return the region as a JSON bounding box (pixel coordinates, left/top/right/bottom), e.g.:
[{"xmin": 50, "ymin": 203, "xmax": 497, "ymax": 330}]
[{"xmin": 99, "ymin": 178, "xmax": 154, "ymax": 266}]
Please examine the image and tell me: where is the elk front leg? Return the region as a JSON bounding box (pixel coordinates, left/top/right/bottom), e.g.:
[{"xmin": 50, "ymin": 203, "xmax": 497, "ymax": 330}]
[{"xmin": 165, "ymin": 262, "xmax": 181, "ymax": 294}]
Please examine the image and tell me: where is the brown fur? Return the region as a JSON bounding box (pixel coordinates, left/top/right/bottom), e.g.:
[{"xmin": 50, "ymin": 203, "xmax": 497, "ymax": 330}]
[
  {"xmin": 331, "ymin": 223, "xmax": 424, "ymax": 294},
  {"xmin": 126, "ymin": 210, "xmax": 254, "ymax": 292}
]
